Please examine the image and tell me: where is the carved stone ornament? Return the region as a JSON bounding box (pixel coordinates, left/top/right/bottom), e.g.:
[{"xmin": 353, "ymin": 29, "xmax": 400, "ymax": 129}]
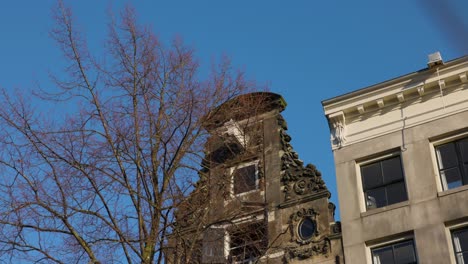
[
  {"xmin": 328, "ymin": 111, "xmax": 346, "ymax": 147},
  {"xmin": 283, "ymin": 208, "xmax": 330, "ymax": 262},
  {"xmin": 278, "ymin": 116, "xmax": 327, "ymax": 201},
  {"xmin": 331, "ymin": 221, "xmax": 342, "ymax": 235},
  {"xmin": 289, "ymin": 208, "xmax": 320, "ymax": 245},
  {"xmin": 284, "ymin": 238, "xmax": 331, "ymax": 263},
  {"xmin": 284, "ymin": 239, "xmax": 331, "ymax": 263}
]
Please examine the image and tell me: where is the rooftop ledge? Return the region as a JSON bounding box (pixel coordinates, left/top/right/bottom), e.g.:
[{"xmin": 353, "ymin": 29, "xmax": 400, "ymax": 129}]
[
  {"xmin": 322, "ymin": 55, "xmax": 468, "ymax": 149},
  {"xmin": 322, "ymin": 56, "xmax": 468, "ymax": 116}
]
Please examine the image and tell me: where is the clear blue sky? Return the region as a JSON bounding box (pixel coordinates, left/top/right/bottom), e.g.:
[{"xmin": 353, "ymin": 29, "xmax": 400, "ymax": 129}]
[{"xmin": 0, "ymin": 0, "xmax": 467, "ymax": 220}]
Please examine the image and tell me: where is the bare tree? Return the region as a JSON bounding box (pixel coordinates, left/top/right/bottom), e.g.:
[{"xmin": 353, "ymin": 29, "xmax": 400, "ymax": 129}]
[
  {"xmin": 166, "ymin": 93, "xmax": 287, "ymax": 264},
  {"xmin": 0, "ymin": 1, "xmax": 259, "ymax": 263}
]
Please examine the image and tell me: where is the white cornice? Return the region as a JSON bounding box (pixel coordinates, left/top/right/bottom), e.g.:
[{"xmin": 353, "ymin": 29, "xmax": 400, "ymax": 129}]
[
  {"xmin": 323, "ymin": 56, "xmax": 468, "ymax": 150},
  {"xmin": 323, "ymin": 56, "xmax": 468, "ymax": 116}
]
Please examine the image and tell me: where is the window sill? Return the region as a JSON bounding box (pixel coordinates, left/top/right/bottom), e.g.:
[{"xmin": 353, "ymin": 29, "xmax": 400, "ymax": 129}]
[
  {"xmin": 438, "ymin": 184, "xmax": 468, "ymax": 197},
  {"xmin": 361, "ymin": 201, "xmax": 410, "ymax": 218},
  {"xmin": 224, "ymin": 190, "xmax": 263, "ymax": 206},
  {"xmin": 234, "ymin": 189, "xmax": 262, "ymax": 197}
]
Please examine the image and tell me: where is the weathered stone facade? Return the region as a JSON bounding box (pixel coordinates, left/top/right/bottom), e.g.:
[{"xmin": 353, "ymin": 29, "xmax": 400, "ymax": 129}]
[{"xmin": 169, "ymin": 92, "xmax": 343, "ymax": 263}]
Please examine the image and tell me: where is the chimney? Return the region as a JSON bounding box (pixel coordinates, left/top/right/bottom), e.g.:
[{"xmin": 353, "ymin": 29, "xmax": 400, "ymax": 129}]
[{"xmin": 427, "ymin": 51, "xmax": 443, "ymax": 68}]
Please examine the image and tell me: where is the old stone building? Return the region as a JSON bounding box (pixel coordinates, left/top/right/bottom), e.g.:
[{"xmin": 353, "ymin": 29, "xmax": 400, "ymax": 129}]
[
  {"xmin": 323, "ymin": 54, "xmax": 468, "ymax": 263},
  {"xmin": 169, "ymin": 92, "xmax": 343, "ymax": 263}
]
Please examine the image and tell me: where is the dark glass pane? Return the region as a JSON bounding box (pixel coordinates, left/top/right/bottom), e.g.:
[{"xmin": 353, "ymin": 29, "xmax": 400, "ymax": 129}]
[
  {"xmin": 394, "ymin": 241, "xmax": 416, "ymax": 264},
  {"xmin": 203, "ymin": 228, "xmax": 226, "ymax": 263},
  {"xmin": 362, "ymin": 162, "xmax": 383, "ymax": 190},
  {"xmin": 382, "ymin": 157, "xmax": 404, "ymax": 183},
  {"xmin": 436, "ymin": 143, "xmax": 459, "ymax": 170},
  {"xmin": 454, "ymin": 229, "xmax": 468, "ymax": 252},
  {"xmin": 441, "ymin": 168, "xmax": 462, "ymax": 190},
  {"xmin": 372, "ymin": 246, "xmax": 394, "ymax": 264},
  {"xmin": 230, "ymin": 223, "xmax": 265, "ymax": 262},
  {"xmin": 456, "ymin": 252, "xmax": 468, "ymax": 264},
  {"xmin": 210, "ymin": 142, "xmax": 242, "ymax": 164},
  {"xmin": 458, "ymin": 138, "xmax": 468, "ymax": 163},
  {"xmin": 366, "ymin": 187, "xmax": 387, "ymax": 209},
  {"xmin": 299, "ymin": 218, "xmax": 315, "ymax": 240},
  {"xmin": 386, "ymin": 182, "xmax": 408, "ymax": 205},
  {"xmin": 233, "ymin": 165, "xmax": 256, "ymax": 194},
  {"xmin": 464, "ymin": 165, "xmax": 468, "ymax": 186}
]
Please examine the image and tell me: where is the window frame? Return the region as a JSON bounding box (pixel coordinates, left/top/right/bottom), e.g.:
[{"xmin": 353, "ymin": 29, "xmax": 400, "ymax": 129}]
[
  {"xmin": 227, "ymin": 220, "xmax": 266, "ymax": 264},
  {"xmin": 202, "ymin": 226, "xmax": 229, "ymax": 263},
  {"xmin": 358, "ymin": 152, "xmax": 408, "ymax": 211},
  {"xmin": 297, "ymin": 217, "xmax": 316, "ymax": 241},
  {"xmin": 369, "ymin": 237, "xmax": 418, "ymax": 264},
  {"xmin": 202, "ymin": 215, "xmax": 266, "ymax": 263},
  {"xmin": 451, "ymin": 226, "xmax": 468, "ymax": 264},
  {"xmin": 433, "ymin": 135, "xmax": 468, "ymax": 191},
  {"xmin": 230, "ymin": 160, "xmax": 259, "ymax": 196}
]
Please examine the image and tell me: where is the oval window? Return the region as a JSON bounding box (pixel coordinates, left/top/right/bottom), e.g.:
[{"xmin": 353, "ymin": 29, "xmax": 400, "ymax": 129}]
[{"xmin": 298, "ymin": 218, "xmax": 315, "ymax": 240}]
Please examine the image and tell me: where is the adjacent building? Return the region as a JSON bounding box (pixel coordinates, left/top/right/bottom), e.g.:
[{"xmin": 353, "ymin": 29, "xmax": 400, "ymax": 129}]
[
  {"xmin": 169, "ymin": 92, "xmax": 343, "ymax": 263},
  {"xmin": 323, "ymin": 54, "xmax": 468, "ymax": 263}
]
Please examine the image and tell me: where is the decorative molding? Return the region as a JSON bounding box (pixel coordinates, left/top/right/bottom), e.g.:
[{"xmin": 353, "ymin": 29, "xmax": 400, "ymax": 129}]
[
  {"xmin": 327, "ymin": 111, "xmax": 346, "ymax": 147},
  {"xmin": 277, "ymin": 115, "xmax": 288, "ymax": 130},
  {"xmin": 460, "ymin": 73, "xmax": 467, "ymax": 83},
  {"xmin": 357, "ymin": 105, "xmax": 365, "ymax": 114},
  {"xmin": 278, "ymin": 116, "xmax": 327, "ymax": 202},
  {"xmin": 283, "ymin": 207, "xmax": 331, "ymax": 263},
  {"xmin": 397, "ymin": 93, "xmax": 405, "ymax": 103},
  {"xmin": 377, "ymin": 99, "xmax": 384, "ymax": 108},
  {"xmin": 417, "ymin": 86, "xmax": 425, "ymax": 96},
  {"xmin": 281, "ymin": 159, "xmax": 327, "ymax": 202},
  {"xmin": 289, "ymin": 208, "xmax": 319, "ymax": 245},
  {"xmin": 439, "ymin": 79, "xmax": 446, "ymax": 89},
  {"xmin": 284, "ymin": 238, "xmax": 330, "ymax": 262},
  {"xmin": 323, "ymin": 57, "xmax": 468, "ymax": 117},
  {"xmin": 278, "ymin": 190, "xmax": 330, "ymax": 209},
  {"xmin": 325, "ymin": 67, "xmax": 468, "ymax": 149},
  {"xmin": 323, "ymin": 59, "xmax": 468, "ymax": 150}
]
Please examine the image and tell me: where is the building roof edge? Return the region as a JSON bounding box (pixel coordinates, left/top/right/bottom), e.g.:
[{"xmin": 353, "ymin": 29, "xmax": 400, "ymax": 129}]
[{"xmin": 321, "ymin": 55, "xmax": 468, "ymax": 107}]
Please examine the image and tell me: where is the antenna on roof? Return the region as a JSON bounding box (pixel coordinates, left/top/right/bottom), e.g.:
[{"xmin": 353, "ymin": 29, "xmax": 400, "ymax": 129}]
[{"xmin": 427, "ymin": 51, "xmax": 443, "ymax": 68}]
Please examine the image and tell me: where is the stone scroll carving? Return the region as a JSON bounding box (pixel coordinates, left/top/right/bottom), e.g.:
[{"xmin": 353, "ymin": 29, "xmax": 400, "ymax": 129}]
[
  {"xmin": 286, "ymin": 239, "xmax": 330, "ymax": 260},
  {"xmin": 284, "ymin": 238, "xmax": 331, "ymax": 263},
  {"xmin": 278, "ymin": 116, "xmax": 327, "ymax": 201}
]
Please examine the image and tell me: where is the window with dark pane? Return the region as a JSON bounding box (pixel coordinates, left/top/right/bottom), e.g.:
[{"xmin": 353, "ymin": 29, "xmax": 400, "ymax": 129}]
[
  {"xmin": 452, "ymin": 227, "xmax": 468, "ymax": 264},
  {"xmin": 361, "ymin": 156, "xmax": 407, "ymax": 210},
  {"xmin": 372, "ymin": 240, "xmax": 417, "ymax": 264},
  {"xmin": 436, "ymin": 137, "xmax": 468, "ymax": 190},
  {"xmin": 202, "ymin": 228, "xmax": 227, "ymax": 263},
  {"xmin": 229, "ymin": 222, "xmax": 266, "ymax": 263},
  {"xmin": 233, "ymin": 164, "xmax": 257, "ymax": 194},
  {"xmin": 298, "ymin": 218, "xmax": 315, "ymax": 240}
]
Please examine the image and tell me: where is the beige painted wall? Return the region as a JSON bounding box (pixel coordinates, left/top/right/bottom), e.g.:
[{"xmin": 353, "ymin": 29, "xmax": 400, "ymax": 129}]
[
  {"xmin": 323, "ymin": 56, "xmax": 468, "ymax": 264},
  {"xmin": 333, "ymin": 107, "xmax": 468, "ymax": 264}
]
